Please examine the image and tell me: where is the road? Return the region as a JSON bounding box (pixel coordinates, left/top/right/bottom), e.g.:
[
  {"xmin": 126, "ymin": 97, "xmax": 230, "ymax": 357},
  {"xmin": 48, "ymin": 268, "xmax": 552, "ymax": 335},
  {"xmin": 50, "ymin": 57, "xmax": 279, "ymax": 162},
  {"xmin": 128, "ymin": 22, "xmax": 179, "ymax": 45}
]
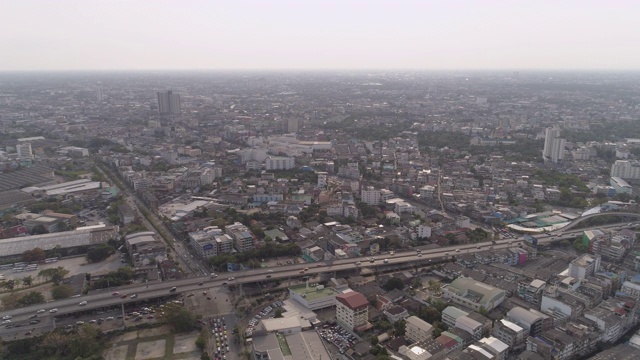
[{"xmin": 95, "ymin": 164, "xmax": 201, "ymax": 276}]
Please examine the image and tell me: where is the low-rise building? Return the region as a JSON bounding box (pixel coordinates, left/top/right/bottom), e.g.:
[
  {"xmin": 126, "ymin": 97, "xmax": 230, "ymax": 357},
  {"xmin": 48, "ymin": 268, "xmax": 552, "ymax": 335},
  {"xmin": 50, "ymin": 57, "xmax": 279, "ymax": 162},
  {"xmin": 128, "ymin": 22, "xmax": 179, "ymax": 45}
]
[
  {"xmin": 442, "ymin": 277, "xmax": 506, "ymax": 312},
  {"xmin": 405, "ymin": 316, "xmax": 434, "ymax": 344}
]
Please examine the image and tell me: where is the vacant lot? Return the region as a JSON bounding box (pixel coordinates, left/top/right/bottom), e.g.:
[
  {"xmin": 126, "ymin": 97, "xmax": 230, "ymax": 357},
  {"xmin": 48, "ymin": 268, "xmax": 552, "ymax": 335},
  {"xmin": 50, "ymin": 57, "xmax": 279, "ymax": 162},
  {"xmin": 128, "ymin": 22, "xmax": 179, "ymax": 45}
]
[{"xmin": 103, "ymin": 325, "xmax": 202, "ymax": 360}]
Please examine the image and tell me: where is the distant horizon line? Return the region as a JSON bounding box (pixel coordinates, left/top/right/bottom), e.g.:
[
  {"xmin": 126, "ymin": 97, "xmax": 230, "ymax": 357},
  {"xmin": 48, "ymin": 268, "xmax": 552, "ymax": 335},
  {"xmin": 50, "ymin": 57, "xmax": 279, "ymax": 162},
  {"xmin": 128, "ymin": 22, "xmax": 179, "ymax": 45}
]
[{"xmin": 1, "ymin": 68, "xmax": 640, "ymax": 74}]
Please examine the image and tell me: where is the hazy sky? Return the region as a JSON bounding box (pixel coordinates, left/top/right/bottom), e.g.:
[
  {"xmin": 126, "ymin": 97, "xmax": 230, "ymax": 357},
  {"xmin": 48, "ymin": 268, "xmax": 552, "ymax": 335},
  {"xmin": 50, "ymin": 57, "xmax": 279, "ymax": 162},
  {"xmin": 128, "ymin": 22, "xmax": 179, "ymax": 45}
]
[{"xmin": 1, "ymin": 0, "xmax": 639, "ymax": 71}]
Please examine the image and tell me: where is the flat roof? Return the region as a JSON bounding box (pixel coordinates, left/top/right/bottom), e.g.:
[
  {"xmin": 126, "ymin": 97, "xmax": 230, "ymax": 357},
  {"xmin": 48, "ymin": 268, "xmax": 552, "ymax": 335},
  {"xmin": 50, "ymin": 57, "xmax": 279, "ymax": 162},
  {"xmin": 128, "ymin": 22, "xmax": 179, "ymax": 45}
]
[
  {"xmin": 289, "ymin": 283, "xmax": 340, "ymax": 301},
  {"xmin": 0, "ymin": 225, "xmax": 118, "ymax": 257}
]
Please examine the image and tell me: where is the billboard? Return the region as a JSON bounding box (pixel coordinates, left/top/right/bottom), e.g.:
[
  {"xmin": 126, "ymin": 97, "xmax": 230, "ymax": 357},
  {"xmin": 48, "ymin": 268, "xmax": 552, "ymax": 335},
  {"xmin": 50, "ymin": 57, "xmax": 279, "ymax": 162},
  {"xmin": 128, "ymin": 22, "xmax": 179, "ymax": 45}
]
[
  {"xmin": 203, "ymin": 243, "xmax": 214, "ymax": 251},
  {"xmin": 227, "ymin": 263, "xmax": 243, "ymax": 272}
]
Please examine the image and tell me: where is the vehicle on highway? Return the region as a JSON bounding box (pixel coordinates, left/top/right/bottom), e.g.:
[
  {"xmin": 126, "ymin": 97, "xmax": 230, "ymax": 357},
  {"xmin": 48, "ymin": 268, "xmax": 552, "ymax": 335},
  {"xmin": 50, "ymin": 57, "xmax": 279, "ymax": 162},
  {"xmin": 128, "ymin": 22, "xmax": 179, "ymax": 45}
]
[
  {"xmin": 390, "ymin": 251, "xmax": 395, "ymax": 255},
  {"xmin": 79, "ymin": 301, "xmax": 88, "ymax": 306},
  {"xmin": 198, "ymin": 282, "xmax": 204, "ymax": 285},
  {"xmin": 299, "ymin": 270, "xmax": 305, "ymax": 273},
  {"xmin": 444, "ymin": 252, "xmax": 449, "ymax": 256},
  {"xmin": 418, "ymin": 254, "xmax": 422, "ymax": 257},
  {"xmin": 267, "ymin": 270, "xmax": 273, "ymax": 273},
  {"xmin": 131, "ymin": 294, "xmax": 138, "ymax": 298},
  {"xmin": 2, "ymin": 320, "xmax": 10, "ymax": 324},
  {"xmin": 76, "ymin": 321, "xmax": 84, "ymax": 325},
  {"xmin": 36, "ymin": 309, "xmax": 45, "ymax": 314},
  {"xmin": 211, "ymin": 273, "xmax": 218, "ymax": 278},
  {"xmin": 383, "ymin": 259, "xmax": 389, "ymax": 263},
  {"xmin": 455, "ymin": 249, "xmax": 460, "ymax": 252},
  {"xmin": 2, "ymin": 315, "xmax": 11, "ymax": 320},
  {"xmin": 49, "ymin": 308, "xmax": 58, "ymax": 313},
  {"xmin": 112, "ymin": 292, "xmax": 120, "ymax": 296},
  {"xmin": 120, "ymin": 294, "xmax": 128, "ymax": 298},
  {"xmin": 169, "ymin": 287, "xmax": 177, "ymax": 292},
  {"xmin": 266, "ymin": 275, "xmax": 271, "ymax": 278},
  {"xmin": 355, "ymin": 261, "xmax": 361, "ymax": 266},
  {"xmin": 228, "ymin": 277, "xmax": 235, "ymax": 281},
  {"xmin": 28, "ymin": 314, "xmax": 37, "ymax": 319}
]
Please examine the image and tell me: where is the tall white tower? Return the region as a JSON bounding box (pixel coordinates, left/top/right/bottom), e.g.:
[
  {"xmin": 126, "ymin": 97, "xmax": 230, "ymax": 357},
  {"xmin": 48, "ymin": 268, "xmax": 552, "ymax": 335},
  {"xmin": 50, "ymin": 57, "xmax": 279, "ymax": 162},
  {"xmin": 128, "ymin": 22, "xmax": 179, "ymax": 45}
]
[{"xmin": 543, "ymin": 127, "xmax": 565, "ymax": 163}]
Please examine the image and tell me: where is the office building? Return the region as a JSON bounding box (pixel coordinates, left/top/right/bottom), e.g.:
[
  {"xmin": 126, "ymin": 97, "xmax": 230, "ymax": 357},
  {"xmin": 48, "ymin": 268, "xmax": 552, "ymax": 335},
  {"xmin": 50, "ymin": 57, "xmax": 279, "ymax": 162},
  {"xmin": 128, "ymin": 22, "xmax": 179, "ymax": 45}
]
[
  {"xmin": 289, "ymin": 283, "xmax": 341, "ymax": 310},
  {"xmin": 96, "ymin": 86, "xmax": 104, "ymax": 101},
  {"xmin": 542, "ymin": 127, "xmax": 566, "ymax": 163},
  {"xmin": 225, "ymin": 222, "xmax": 255, "ymax": 252},
  {"xmin": 336, "ymin": 291, "xmax": 369, "ymax": 331},
  {"xmin": 265, "ymin": 156, "xmax": 295, "ymax": 170},
  {"xmin": 611, "ymin": 160, "xmax": 640, "ymax": 180},
  {"xmin": 568, "ymin": 254, "xmax": 601, "ymax": 280},
  {"xmin": 361, "ymin": 186, "xmax": 381, "ymax": 205},
  {"xmin": 157, "ymin": 90, "xmax": 181, "ymax": 115}
]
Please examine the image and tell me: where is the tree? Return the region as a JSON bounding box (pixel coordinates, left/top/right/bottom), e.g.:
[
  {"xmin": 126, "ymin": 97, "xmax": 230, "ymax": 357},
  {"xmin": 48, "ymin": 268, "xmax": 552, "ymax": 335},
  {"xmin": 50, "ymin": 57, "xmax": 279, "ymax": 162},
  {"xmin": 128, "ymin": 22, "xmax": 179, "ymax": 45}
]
[
  {"xmin": 16, "ymin": 291, "xmax": 44, "ymax": 307},
  {"xmin": 22, "ymin": 275, "xmax": 33, "ymax": 287},
  {"xmin": 52, "ymin": 284, "xmax": 75, "ymax": 299},
  {"xmin": 86, "ymin": 243, "xmax": 115, "ymax": 263},
  {"xmin": 573, "ymin": 238, "xmax": 589, "ymax": 253},
  {"xmin": 22, "ymin": 247, "xmax": 46, "ymax": 262},
  {"xmin": 31, "ymin": 224, "xmax": 48, "ymax": 235},
  {"xmin": 274, "ymin": 308, "xmax": 283, "ymax": 318},
  {"xmin": 163, "ymin": 305, "xmax": 196, "ymax": 332},
  {"xmin": 478, "ymin": 306, "xmax": 489, "ymax": 316},
  {"xmin": 383, "ymin": 277, "xmax": 404, "ymax": 291},
  {"xmin": 195, "ymin": 328, "xmax": 207, "ymax": 350},
  {"xmin": 4, "ymin": 279, "xmax": 15, "ymax": 290},
  {"xmin": 394, "ymin": 320, "xmax": 406, "ymax": 336},
  {"xmin": 38, "ymin": 267, "xmax": 69, "ymax": 285},
  {"xmin": 370, "ymin": 336, "xmax": 379, "ymax": 346}
]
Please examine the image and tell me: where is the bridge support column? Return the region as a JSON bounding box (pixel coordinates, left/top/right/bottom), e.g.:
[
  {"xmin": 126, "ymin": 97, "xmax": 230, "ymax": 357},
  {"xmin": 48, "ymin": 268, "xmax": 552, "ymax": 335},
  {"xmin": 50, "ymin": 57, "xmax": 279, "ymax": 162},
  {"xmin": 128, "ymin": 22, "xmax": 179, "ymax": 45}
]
[{"xmin": 238, "ymin": 283, "xmax": 244, "ymax": 298}]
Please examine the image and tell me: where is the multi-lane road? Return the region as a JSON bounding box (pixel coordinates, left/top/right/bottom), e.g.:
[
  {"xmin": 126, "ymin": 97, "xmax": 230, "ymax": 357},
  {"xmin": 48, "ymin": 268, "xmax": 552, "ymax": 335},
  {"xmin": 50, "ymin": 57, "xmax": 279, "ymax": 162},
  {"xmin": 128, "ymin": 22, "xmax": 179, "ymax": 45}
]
[{"xmin": 0, "ymin": 220, "xmax": 635, "ymax": 340}]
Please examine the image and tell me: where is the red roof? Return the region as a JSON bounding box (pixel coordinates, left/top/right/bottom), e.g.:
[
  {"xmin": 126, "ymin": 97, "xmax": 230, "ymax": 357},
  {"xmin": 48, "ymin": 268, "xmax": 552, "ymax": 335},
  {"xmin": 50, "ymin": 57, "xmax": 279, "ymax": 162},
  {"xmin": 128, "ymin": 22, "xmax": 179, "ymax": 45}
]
[{"xmin": 336, "ymin": 291, "xmax": 369, "ymax": 310}]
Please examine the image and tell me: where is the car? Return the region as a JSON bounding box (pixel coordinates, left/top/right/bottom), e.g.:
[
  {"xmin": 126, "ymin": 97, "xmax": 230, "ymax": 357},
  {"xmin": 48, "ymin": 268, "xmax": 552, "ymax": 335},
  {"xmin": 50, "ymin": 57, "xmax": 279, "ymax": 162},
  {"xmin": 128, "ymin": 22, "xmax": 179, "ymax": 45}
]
[
  {"xmin": 418, "ymin": 254, "xmax": 423, "ymax": 257},
  {"xmin": 198, "ymin": 282, "xmax": 204, "ymax": 286},
  {"xmin": 221, "ymin": 282, "xmax": 227, "ymax": 286},
  {"xmin": 266, "ymin": 275, "xmax": 271, "ymax": 278},
  {"xmin": 383, "ymin": 259, "xmax": 389, "ymax": 263},
  {"xmin": 169, "ymin": 287, "xmax": 177, "ymax": 292},
  {"xmin": 121, "ymin": 294, "xmax": 128, "ymax": 298},
  {"xmin": 444, "ymin": 252, "xmax": 449, "ymax": 256},
  {"xmin": 203, "ymin": 291, "xmax": 207, "ymax": 295},
  {"xmin": 147, "ymin": 315, "xmax": 154, "ymax": 319},
  {"xmin": 25, "ymin": 330, "xmax": 33, "ymax": 336},
  {"xmin": 89, "ymin": 319, "xmax": 97, "ymax": 324},
  {"xmin": 228, "ymin": 277, "xmax": 235, "ymax": 281},
  {"xmin": 2, "ymin": 320, "xmax": 10, "ymax": 324},
  {"xmin": 355, "ymin": 261, "xmax": 361, "ymax": 266},
  {"xmin": 112, "ymin": 292, "xmax": 120, "ymax": 296},
  {"xmin": 303, "ymin": 267, "xmax": 309, "ymax": 271},
  {"xmin": 76, "ymin": 321, "xmax": 85, "ymax": 325},
  {"xmin": 211, "ymin": 273, "xmax": 218, "ymax": 278},
  {"xmin": 29, "ymin": 314, "xmax": 37, "ymax": 319},
  {"xmin": 79, "ymin": 301, "xmax": 87, "ymax": 306},
  {"xmin": 299, "ymin": 270, "xmax": 305, "ymax": 273},
  {"xmin": 131, "ymin": 294, "xmax": 138, "ymax": 299},
  {"xmin": 455, "ymin": 249, "xmax": 460, "ymax": 252},
  {"xmin": 2, "ymin": 315, "xmax": 11, "ymax": 320},
  {"xmin": 106, "ymin": 316, "xmax": 114, "ymax": 321},
  {"xmin": 267, "ymin": 270, "xmax": 273, "ymax": 273},
  {"xmin": 36, "ymin": 309, "xmax": 45, "ymax": 314},
  {"xmin": 49, "ymin": 308, "xmax": 58, "ymax": 313}
]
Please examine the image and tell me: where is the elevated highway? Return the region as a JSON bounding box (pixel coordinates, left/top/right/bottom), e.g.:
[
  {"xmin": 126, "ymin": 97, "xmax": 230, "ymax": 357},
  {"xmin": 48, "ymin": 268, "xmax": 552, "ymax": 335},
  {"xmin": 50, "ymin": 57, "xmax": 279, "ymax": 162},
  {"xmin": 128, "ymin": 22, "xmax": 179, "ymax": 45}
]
[{"xmin": 0, "ymin": 220, "xmax": 635, "ymax": 340}]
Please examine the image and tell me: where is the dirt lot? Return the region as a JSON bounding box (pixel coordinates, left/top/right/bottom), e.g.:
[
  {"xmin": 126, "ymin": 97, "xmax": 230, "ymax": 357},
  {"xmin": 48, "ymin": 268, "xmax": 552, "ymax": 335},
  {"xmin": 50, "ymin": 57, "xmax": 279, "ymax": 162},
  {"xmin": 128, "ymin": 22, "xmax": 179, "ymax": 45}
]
[
  {"xmin": 1, "ymin": 252, "xmax": 124, "ymax": 282},
  {"xmin": 103, "ymin": 325, "xmax": 202, "ymax": 360}
]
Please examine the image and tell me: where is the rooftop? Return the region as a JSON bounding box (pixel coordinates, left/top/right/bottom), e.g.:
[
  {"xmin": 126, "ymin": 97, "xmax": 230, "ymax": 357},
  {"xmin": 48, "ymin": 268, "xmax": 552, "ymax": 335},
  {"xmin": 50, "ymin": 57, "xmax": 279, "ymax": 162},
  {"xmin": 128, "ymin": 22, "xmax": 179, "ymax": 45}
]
[
  {"xmin": 289, "ymin": 283, "xmax": 341, "ymax": 302},
  {"xmin": 336, "ymin": 291, "xmax": 369, "ymax": 310}
]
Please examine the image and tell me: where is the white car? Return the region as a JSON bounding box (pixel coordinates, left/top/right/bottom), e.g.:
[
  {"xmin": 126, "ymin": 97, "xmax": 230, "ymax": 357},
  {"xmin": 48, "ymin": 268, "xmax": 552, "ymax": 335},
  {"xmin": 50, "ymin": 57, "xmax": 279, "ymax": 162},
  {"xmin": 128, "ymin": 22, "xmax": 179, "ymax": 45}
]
[
  {"xmin": 36, "ymin": 309, "xmax": 46, "ymax": 314},
  {"xmin": 2, "ymin": 315, "xmax": 11, "ymax": 320},
  {"xmin": 49, "ymin": 308, "xmax": 58, "ymax": 313},
  {"xmin": 2, "ymin": 320, "xmax": 11, "ymax": 324},
  {"xmin": 79, "ymin": 301, "xmax": 88, "ymax": 306}
]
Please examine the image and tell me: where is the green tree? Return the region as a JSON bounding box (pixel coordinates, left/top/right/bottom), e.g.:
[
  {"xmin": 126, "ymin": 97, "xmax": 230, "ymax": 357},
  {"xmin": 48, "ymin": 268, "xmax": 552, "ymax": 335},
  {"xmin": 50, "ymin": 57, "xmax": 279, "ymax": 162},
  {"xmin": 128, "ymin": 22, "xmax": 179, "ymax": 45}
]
[
  {"xmin": 21, "ymin": 275, "xmax": 33, "ymax": 287},
  {"xmin": 17, "ymin": 291, "xmax": 45, "ymax": 307},
  {"xmin": 163, "ymin": 305, "xmax": 196, "ymax": 332},
  {"xmin": 394, "ymin": 319, "xmax": 406, "ymax": 336},
  {"xmin": 38, "ymin": 266, "xmax": 70, "ymax": 285},
  {"xmin": 383, "ymin": 277, "xmax": 404, "ymax": 291},
  {"xmin": 4, "ymin": 279, "xmax": 15, "ymax": 290},
  {"xmin": 86, "ymin": 243, "xmax": 115, "ymax": 263},
  {"xmin": 195, "ymin": 328, "xmax": 207, "ymax": 350},
  {"xmin": 52, "ymin": 284, "xmax": 75, "ymax": 299},
  {"xmin": 22, "ymin": 247, "xmax": 46, "ymax": 262},
  {"xmin": 31, "ymin": 224, "xmax": 48, "ymax": 235},
  {"xmin": 274, "ymin": 308, "xmax": 284, "ymax": 318}
]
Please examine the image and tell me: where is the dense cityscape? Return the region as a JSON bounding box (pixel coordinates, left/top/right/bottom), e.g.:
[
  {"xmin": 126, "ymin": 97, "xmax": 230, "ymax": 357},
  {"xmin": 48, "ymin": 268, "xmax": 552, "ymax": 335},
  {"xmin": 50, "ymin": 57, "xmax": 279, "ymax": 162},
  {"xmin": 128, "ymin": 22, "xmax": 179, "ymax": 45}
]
[{"xmin": 0, "ymin": 71, "xmax": 638, "ymax": 360}]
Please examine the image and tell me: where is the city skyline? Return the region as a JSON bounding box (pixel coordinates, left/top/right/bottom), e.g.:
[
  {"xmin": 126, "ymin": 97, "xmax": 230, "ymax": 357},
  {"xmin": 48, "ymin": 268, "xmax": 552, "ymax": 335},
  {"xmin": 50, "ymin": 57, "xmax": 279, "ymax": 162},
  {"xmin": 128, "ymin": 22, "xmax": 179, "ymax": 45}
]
[{"xmin": 1, "ymin": 0, "xmax": 639, "ymax": 71}]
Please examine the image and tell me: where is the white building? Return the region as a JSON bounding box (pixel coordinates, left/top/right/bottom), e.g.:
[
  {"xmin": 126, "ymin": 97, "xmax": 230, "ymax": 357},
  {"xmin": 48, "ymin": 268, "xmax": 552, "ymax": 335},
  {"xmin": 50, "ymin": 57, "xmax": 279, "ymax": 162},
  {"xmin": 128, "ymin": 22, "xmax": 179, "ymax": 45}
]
[
  {"xmin": 16, "ymin": 143, "xmax": 33, "ymax": 159},
  {"xmin": 568, "ymin": 254, "xmax": 601, "ymax": 280},
  {"xmin": 610, "ymin": 160, "xmax": 640, "ymax": 180},
  {"xmin": 456, "ymin": 216, "xmax": 471, "ymax": 228},
  {"xmin": 443, "ymin": 277, "xmax": 506, "ymax": 311},
  {"xmin": 265, "ymin": 156, "xmax": 295, "ymax": 170},
  {"xmin": 288, "ymin": 283, "xmax": 340, "ymax": 310},
  {"xmin": 336, "ymin": 291, "xmax": 369, "ymax": 331},
  {"xmin": 405, "ymin": 316, "xmax": 433, "ymax": 344},
  {"xmin": 543, "ymin": 127, "xmax": 566, "ymax": 163},
  {"xmin": 419, "ymin": 185, "xmax": 435, "ymax": 199},
  {"xmin": 417, "ymin": 225, "xmax": 432, "ymax": 239},
  {"xmin": 610, "ymin": 177, "xmax": 633, "ymax": 195},
  {"xmin": 361, "ymin": 186, "xmax": 381, "ymax": 206},
  {"xmin": 225, "ymin": 222, "xmax": 255, "ymax": 252},
  {"xmin": 188, "ymin": 226, "xmax": 224, "ymax": 258}
]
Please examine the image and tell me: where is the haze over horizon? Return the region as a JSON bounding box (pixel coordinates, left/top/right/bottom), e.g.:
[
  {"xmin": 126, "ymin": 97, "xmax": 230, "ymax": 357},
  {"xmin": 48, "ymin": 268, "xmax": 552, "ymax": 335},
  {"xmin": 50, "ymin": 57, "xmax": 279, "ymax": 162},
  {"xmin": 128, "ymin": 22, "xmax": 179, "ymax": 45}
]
[{"xmin": 1, "ymin": 0, "xmax": 639, "ymax": 72}]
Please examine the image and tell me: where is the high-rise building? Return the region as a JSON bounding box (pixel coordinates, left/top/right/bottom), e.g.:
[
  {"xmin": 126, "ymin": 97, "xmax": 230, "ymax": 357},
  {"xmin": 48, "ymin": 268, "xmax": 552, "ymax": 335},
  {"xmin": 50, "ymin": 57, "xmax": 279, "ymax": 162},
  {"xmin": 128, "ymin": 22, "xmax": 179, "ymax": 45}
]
[
  {"xmin": 96, "ymin": 86, "xmax": 104, "ymax": 101},
  {"xmin": 611, "ymin": 160, "xmax": 640, "ymax": 180},
  {"xmin": 542, "ymin": 127, "xmax": 565, "ymax": 163},
  {"xmin": 16, "ymin": 143, "xmax": 33, "ymax": 159},
  {"xmin": 286, "ymin": 118, "xmax": 299, "ymax": 133},
  {"xmin": 361, "ymin": 186, "xmax": 381, "ymax": 205},
  {"xmin": 157, "ymin": 90, "xmax": 181, "ymax": 115}
]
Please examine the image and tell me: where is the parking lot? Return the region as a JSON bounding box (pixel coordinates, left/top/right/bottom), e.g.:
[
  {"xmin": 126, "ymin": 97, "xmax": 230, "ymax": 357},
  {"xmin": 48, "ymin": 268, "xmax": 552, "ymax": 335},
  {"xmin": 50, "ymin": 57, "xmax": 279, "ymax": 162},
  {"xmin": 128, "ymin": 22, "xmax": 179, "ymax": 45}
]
[
  {"xmin": 318, "ymin": 324, "xmax": 357, "ymax": 355},
  {"xmin": 0, "ymin": 253, "xmax": 124, "ymax": 282}
]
